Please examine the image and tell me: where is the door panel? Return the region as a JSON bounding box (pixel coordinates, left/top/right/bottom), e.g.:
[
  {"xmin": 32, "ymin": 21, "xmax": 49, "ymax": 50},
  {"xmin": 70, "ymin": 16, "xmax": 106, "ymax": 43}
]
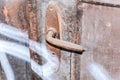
[
  {"xmin": 0, "ymin": 0, "xmax": 80, "ymax": 80},
  {"xmin": 1, "ymin": 0, "xmax": 120, "ymax": 80},
  {"xmin": 0, "ymin": 0, "xmax": 31, "ymax": 80},
  {"xmin": 81, "ymin": 3, "xmax": 120, "ymax": 80},
  {"xmin": 43, "ymin": 0, "xmax": 80, "ymax": 80}
]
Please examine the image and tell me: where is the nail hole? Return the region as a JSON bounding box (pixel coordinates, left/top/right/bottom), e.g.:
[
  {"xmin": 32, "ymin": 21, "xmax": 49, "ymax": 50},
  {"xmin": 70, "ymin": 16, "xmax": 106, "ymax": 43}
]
[{"xmin": 49, "ymin": 6, "xmax": 53, "ymax": 11}]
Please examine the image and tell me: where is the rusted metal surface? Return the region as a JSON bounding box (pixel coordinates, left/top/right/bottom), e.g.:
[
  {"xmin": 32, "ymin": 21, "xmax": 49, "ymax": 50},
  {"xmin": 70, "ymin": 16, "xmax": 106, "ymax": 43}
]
[
  {"xmin": 80, "ymin": 3, "xmax": 120, "ymax": 80},
  {"xmin": 82, "ymin": 0, "xmax": 120, "ymax": 6},
  {"xmin": 46, "ymin": 3, "xmax": 61, "ymax": 57},
  {"xmin": 46, "ymin": 3, "xmax": 84, "ymax": 53},
  {"xmin": 46, "ymin": 28, "xmax": 84, "ymax": 52}
]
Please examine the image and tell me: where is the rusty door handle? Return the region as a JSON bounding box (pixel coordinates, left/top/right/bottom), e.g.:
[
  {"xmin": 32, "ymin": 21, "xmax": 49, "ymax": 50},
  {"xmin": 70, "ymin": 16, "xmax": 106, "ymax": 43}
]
[{"xmin": 46, "ymin": 28, "xmax": 85, "ymax": 52}]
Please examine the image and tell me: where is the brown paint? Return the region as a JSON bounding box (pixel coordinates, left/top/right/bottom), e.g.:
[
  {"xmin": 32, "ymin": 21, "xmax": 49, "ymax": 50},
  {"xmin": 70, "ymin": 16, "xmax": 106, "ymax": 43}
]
[
  {"xmin": 3, "ymin": 6, "xmax": 9, "ymax": 23},
  {"xmin": 26, "ymin": 0, "xmax": 43, "ymax": 79},
  {"xmin": 0, "ymin": 0, "xmax": 32, "ymax": 80},
  {"xmin": 46, "ymin": 2, "xmax": 61, "ymax": 58}
]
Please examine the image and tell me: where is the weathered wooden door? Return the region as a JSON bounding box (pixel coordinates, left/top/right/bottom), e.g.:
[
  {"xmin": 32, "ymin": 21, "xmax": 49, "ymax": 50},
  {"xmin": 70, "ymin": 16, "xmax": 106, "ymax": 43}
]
[
  {"xmin": 0, "ymin": 0, "xmax": 120, "ymax": 80},
  {"xmin": 0, "ymin": 0, "xmax": 32, "ymax": 80},
  {"xmin": 80, "ymin": 1, "xmax": 120, "ymax": 80}
]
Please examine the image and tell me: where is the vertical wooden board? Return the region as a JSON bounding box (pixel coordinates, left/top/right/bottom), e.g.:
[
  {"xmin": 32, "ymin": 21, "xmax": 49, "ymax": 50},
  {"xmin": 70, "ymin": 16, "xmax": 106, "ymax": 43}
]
[
  {"xmin": 82, "ymin": 0, "xmax": 120, "ymax": 5},
  {"xmin": 26, "ymin": 0, "xmax": 43, "ymax": 80},
  {"xmin": 80, "ymin": 3, "xmax": 120, "ymax": 80},
  {"xmin": 56, "ymin": 1, "xmax": 79, "ymax": 80},
  {"xmin": 0, "ymin": 0, "xmax": 31, "ymax": 80},
  {"xmin": 42, "ymin": 0, "xmax": 81, "ymax": 80}
]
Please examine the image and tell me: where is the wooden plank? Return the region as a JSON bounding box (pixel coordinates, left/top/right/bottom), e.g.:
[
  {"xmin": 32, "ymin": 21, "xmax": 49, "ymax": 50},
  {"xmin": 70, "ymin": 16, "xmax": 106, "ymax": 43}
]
[
  {"xmin": 55, "ymin": 1, "xmax": 79, "ymax": 80},
  {"xmin": 82, "ymin": 0, "xmax": 120, "ymax": 6},
  {"xmin": 80, "ymin": 3, "xmax": 120, "ymax": 80},
  {"xmin": 26, "ymin": 0, "xmax": 43, "ymax": 80},
  {"xmin": 0, "ymin": 0, "xmax": 31, "ymax": 80},
  {"xmin": 41, "ymin": 0, "xmax": 81, "ymax": 80}
]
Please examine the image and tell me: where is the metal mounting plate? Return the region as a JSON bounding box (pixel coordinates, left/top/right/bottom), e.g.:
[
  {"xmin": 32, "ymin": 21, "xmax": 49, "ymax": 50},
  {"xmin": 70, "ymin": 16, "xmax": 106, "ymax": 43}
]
[{"xmin": 46, "ymin": 2, "xmax": 62, "ymax": 57}]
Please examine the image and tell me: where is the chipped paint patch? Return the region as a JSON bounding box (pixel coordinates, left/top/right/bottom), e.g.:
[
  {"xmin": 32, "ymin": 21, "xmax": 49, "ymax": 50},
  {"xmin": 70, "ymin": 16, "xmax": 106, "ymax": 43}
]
[{"xmin": 3, "ymin": 6, "xmax": 9, "ymax": 23}]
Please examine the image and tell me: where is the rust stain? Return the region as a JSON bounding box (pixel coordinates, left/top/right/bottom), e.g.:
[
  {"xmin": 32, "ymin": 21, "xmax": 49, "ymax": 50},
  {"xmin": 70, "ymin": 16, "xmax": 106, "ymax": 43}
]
[
  {"xmin": 46, "ymin": 3, "xmax": 61, "ymax": 58},
  {"xmin": 72, "ymin": 32, "xmax": 79, "ymax": 43},
  {"xmin": 26, "ymin": 0, "xmax": 42, "ymax": 79},
  {"xmin": 82, "ymin": 35, "xmax": 88, "ymax": 43},
  {"xmin": 5, "ymin": 0, "xmax": 25, "ymax": 29},
  {"xmin": 3, "ymin": 6, "xmax": 9, "ymax": 23},
  {"xmin": 18, "ymin": 4, "xmax": 28, "ymax": 30}
]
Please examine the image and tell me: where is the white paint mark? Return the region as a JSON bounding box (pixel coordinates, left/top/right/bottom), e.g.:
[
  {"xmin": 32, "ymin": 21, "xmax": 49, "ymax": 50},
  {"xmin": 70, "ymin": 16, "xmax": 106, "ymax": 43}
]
[
  {"xmin": 0, "ymin": 40, "xmax": 30, "ymax": 62},
  {"xmin": 0, "ymin": 40, "xmax": 59, "ymax": 80},
  {"xmin": 0, "ymin": 23, "xmax": 28, "ymax": 43},
  {"xmin": 0, "ymin": 53, "xmax": 15, "ymax": 80},
  {"xmin": 87, "ymin": 61, "xmax": 112, "ymax": 80},
  {"xmin": 0, "ymin": 23, "xmax": 59, "ymax": 80}
]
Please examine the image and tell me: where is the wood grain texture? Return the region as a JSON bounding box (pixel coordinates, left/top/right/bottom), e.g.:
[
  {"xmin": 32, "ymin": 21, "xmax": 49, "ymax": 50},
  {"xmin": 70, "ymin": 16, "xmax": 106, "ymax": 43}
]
[
  {"xmin": 26, "ymin": 0, "xmax": 43, "ymax": 80},
  {"xmin": 80, "ymin": 3, "xmax": 120, "ymax": 80},
  {"xmin": 57, "ymin": 0, "xmax": 79, "ymax": 80},
  {"xmin": 0, "ymin": 0, "xmax": 31, "ymax": 80},
  {"xmin": 41, "ymin": 0, "xmax": 81, "ymax": 80},
  {"xmin": 2, "ymin": 1, "xmax": 120, "ymax": 80},
  {"xmin": 0, "ymin": 0, "xmax": 81, "ymax": 79}
]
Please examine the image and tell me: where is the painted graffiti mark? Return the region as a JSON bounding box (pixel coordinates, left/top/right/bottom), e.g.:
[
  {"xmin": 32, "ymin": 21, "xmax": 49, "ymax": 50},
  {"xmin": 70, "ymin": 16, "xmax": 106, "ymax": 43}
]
[
  {"xmin": 87, "ymin": 61, "xmax": 112, "ymax": 80},
  {"xmin": 0, "ymin": 53, "xmax": 15, "ymax": 80},
  {"xmin": 0, "ymin": 23, "xmax": 28, "ymax": 43},
  {"xmin": 0, "ymin": 23, "xmax": 59, "ymax": 80}
]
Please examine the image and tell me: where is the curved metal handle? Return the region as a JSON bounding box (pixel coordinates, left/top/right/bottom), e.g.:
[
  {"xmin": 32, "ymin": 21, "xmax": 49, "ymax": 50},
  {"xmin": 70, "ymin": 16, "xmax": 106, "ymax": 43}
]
[{"xmin": 46, "ymin": 28, "xmax": 85, "ymax": 52}]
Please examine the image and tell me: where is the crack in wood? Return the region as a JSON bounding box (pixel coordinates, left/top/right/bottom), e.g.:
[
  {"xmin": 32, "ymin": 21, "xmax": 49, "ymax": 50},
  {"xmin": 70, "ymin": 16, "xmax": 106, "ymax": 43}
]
[{"xmin": 81, "ymin": 0, "xmax": 120, "ymax": 8}]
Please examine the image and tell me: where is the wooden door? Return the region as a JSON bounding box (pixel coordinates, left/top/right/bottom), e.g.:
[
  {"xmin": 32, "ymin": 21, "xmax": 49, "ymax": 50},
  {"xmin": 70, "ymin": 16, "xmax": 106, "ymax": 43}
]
[
  {"xmin": 26, "ymin": 0, "xmax": 81, "ymax": 80},
  {"xmin": 0, "ymin": 0, "xmax": 79, "ymax": 80},
  {"xmin": 37, "ymin": 0, "xmax": 81, "ymax": 80},
  {"xmin": 1, "ymin": 0, "xmax": 120, "ymax": 80},
  {"xmin": 79, "ymin": 1, "xmax": 120, "ymax": 80},
  {"xmin": 0, "ymin": 0, "xmax": 32, "ymax": 80}
]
